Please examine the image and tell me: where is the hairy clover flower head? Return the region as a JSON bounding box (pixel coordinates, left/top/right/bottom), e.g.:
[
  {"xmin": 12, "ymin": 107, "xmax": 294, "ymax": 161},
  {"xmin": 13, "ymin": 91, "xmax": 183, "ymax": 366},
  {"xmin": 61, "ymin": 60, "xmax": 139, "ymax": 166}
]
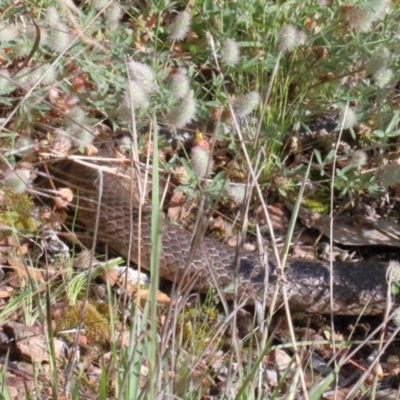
[
  {"xmin": 46, "ymin": 6, "xmax": 61, "ymax": 28},
  {"xmin": 31, "ymin": 64, "xmax": 57, "ymax": 86},
  {"xmin": 366, "ymin": 47, "xmax": 391, "ymax": 75},
  {"xmin": 350, "ymin": 150, "xmax": 367, "ymax": 167},
  {"xmin": 167, "ymin": 92, "xmax": 197, "ymax": 128},
  {"xmin": 90, "ymin": 0, "xmax": 109, "ymax": 10},
  {"xmin": 126, "ymin": 79, "xmax": 150, "ymax": 110},
  {"xmin": 225, "ymin": 184, "xmax": 246, "ymax": 204},
  {"xmin": 191, "ymin": 146, "xmax": 213, "ymax": 178},
  {"xmin": 374, "ymin": 67, "xmax": 393, "ymax": 88},
  {"xmin": 15, "ymin": 137, "xmax": 35, "ymax": 156},
  {"xmin": 0, "ymin": 69, "xmax": 15, "ymax": 95},
  {"xmin": 48, "ymin": 23, "xmax": 73, "ymax": 53},
  {"xmin": 13, "ymin": 36, "xmax": 34, "ymax": 58},
  {"xmin": 233, "ymin": 91, "xmax": 260, "ymax": 118},
  {"xmin": 390, "ymin": 261, "xmax": 400, "ymax": 283},
  {"xmin": 170, "ymin": 69, "xmax": 190, "ymax": 100},
  {"xmin": 128, "ymin": 61, "xmax": 157, "ymax": 93},
  {"xmin": 221, "ymin": 39, "xmax": 240, "ymax": 67},
  {"xmin": 70, "ymin": 125, "xmax": 94, "ymax": 147},
  {"xmin": 15, "ymin": 67, "xmax": 34, "ymax": 90},
  {"xmin": 67, "ymin": 107, "xmax": 87, "ymax": 126},
  {"xmin": 106, "ymin": 2, "xmax": 123, "ymax": 26},
  {"xmin": 345, "ymin": 1, "xmax": 391, "ymax": 32},
  {"xmin": 381, "ymin": 163, "xmax": 400, "ymax": 188},
  {"xmin": 393, "ymin": 307, "xmax": 400, "ymax": 327},
  {"xmin": 278, "ymin": 24, "xmax": 307, "ymax": 53},
  {"xmin": 3, "ymin": 169, "xmax": 30, "ymax": 193},
  {"xmin": 168, "ymin": 11, "xmax": 192, "ymax": 41},
  {"xmin": 0, "ymin": 22, "xmax": 19, "ymax": 42},
  {"xmin": 338, "ymin": 106, "xmax": 358, "ymax": 129}
]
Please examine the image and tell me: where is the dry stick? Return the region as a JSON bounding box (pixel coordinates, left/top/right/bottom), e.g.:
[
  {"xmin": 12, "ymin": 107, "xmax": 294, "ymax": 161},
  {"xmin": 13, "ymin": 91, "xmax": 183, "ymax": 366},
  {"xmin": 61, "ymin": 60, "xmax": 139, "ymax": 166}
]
[
  {"xmin": 42, "ymin": 159, "xmax": 117, "ymax": 393},
  {"xmin": 327, "ymin": 103, "xmax": 348, "ymax": 399},
  {"xmin": 254, "ymin": 51, "xmax": 283, "ymax": 144},
  {"xmin": 63, "ymin": 169, "xmax": 104, "ymax": 394},
  {"xmin": 207, "ymin": 31, "xmax": 310, "ymax": 400},
  {"xmin": 116, "ymin": 71, "xmax": 146, "ymax": 400},
  {"xmin": 120, "ymin": 131, "xmax": 154, "ymax": 400}
]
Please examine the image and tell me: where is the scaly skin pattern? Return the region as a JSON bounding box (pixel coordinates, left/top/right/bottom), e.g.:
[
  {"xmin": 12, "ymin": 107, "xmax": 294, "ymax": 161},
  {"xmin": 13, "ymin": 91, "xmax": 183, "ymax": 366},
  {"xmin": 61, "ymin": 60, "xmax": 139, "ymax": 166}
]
[{"xmin": 50, "ymin": 160, "xmax": 395, "ymax": 315}]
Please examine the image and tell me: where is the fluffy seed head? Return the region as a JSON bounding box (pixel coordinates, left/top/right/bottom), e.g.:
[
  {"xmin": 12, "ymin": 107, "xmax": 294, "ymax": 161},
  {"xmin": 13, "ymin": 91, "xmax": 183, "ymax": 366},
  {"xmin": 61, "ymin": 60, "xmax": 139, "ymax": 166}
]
[
  {"xmin": 128, "ymin": 61, "xmax": 156, "ymax": 93},
  {"xmin": 338, "ymin": 106, "xmax": 358, "ymax": 129},
  {"xmin": 374, "ymin": 67, "xmax": 393, "ymax": 88},
  {"xmin": 345, "ymin": 1, "xmax": 390, "ymax": 32},
  {"xmin": 221, "ymin": 39, "xmax": 240, "ymax": 67},
  {"xmin": 67, "ymin": 106, "xmax": 87, "ymax": 126},
  {"xmin": 3, "ymin": 169, "xmax": 30, "ymax": 193},
  {"xmin": 69, "ymin": 125, "xmax": 94, "ymax": 147},
  {"xmin": 0, "ymin": 22, "xmax": 20, "ymax": 42},
  {"xmin": 48, "ymin": 23, "xmax": 73, "ymax": 53},
  {"xmin": 15, "ymin": 137, "xmax": 35, "ymax": 156},
  {"xmin": 296, "ymin": 30, "xmax": 308, "ymax": 46},
  {"xmin": 31, "ymin": 64, "xmax": 57, "ymax": 86},
  {"xmin": 166, "ymin": 92, "xmax": 197, "ymax": 128},
  {"xmin": 168, "ymin": 11, "xmax": 192, "ymax": 41},
  {"xmin": 366, "ymin": 47, "xmax": 391, "ymax": 75},
  {"xmin": 0, "ymin": 69, "xmax": 15, "ymax": 95},
  {"xmin": 390, "ymin": 260, "xmax": 400, "ymax": 283},
  {"xmin": 278, "ymin": 24, "xmax": 306, "ymax": 53},
  {"xmin": 372, "ymin": 0, "xmax": 391, "ymax": 19},
  {"xmin": 13, "ymin": 36, "xmax": 33, "ymax": 58},
  {"xmin": 118, "ymin": 136, "xmax": 132, "ymax": 151},
  {"xmin": 105, "ymin": 2, "xmax": 123, "ymax": 26},
  {"xmin": 46, "ymin": 6, "xmax": 61, "ymax": 28},
  {"xmin": 26, "ymin": 24, "xmax": 48, "ymax": 47},
  {"xmin": 170, "ymin": 69, "xmax": 190, "ymax": 100},
  {"xmin": 380, "ymin": 163, "xmax": 400, "ymax": 188},
  {"xmin": 126, "ymin": 79, "xmax": 150, "ymax": 110},
  {"xmin": 15, "ymin": 67, "xmax": 34, "ymax": 90},
  {"xmin": 225, "ymin": 184, "xmax": 246, "ymax": 204},
  {"xmin": 90, "ymin": 0, "xmax": 109, "ymax": 10},
  {"xmin": 393, "ymin": 306, "xmax": 400, "ymax": 327},
  {"xmin": 233, "ymin": 91, "xmax": 260, "ymax": 118},
  {"xmin": 350, "ymin": 150, "xmax": 367, "ymax": 167},
  {"xmin": 53, "ymin": 129, "xmax": 72, "ymax": 153},
  {"xmin": 191, "ymin": 146, "xmax": 213, "ymax": 178}
]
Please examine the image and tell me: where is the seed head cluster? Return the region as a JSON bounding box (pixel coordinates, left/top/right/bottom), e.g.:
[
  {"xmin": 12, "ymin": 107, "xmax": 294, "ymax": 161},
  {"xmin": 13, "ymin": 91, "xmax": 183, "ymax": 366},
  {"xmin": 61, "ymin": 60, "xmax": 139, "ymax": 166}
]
[
  {"xmin": 191, "ymin": 146, "xmax": 213, "ymax": 178},
  {"xmin": 278, "ymin": 24, "xmax": 307, "ymax": 53},
  {"xmin": 338, "ymin": 106, "xmax": 358, "ymax": 129},
  {"xmin": 168, "ymin": 11, "xmax": 192, "ymax": 41},
  {"xmin": 221, "ymin": 39, "xmax": 240, "ymax": 67},
  {"xmin": 233, "ymin": 91, "xmax": 261, "ymax": 118},
  {"xmin": 166, "ymin": 92, "xmax": 197, "ymax": 128},
  {"xmin": 170, "ymin": 69, "xmax": 190, "ymax": 100}
]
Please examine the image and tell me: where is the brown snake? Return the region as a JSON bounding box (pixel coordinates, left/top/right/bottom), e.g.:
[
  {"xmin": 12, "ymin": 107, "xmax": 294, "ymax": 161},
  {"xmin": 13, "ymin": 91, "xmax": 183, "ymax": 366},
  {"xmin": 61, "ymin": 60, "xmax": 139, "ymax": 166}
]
[{"xmin": 48, "ymin": 160, "xmax": 397, "ymax": 316}]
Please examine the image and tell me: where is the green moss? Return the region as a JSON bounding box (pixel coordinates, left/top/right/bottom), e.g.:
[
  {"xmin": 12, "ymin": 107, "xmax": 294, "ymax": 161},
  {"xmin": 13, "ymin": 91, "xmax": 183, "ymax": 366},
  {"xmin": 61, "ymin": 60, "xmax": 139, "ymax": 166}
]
[
  {"xmin": 302, "ymin": 189, "xmax": 331, "ymax": 214},
  {"xmin": 56, "ymin": 301, "xmax": 110, "ymax": 345},
  {"xmin": 302, "ymin": 196, "xmax": 330, "ymax": 214},
  {"xmin": 0, "ymin": 191, "xmax": 37, "ymax": 233}
]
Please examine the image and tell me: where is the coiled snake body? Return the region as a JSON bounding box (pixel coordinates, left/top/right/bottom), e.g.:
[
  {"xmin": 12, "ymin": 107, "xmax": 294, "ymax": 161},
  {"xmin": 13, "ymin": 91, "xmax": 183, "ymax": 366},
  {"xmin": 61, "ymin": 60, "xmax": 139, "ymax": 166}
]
[{"xmin": 51, "ymin": 161, "xmax": 396, "ymax": 316}]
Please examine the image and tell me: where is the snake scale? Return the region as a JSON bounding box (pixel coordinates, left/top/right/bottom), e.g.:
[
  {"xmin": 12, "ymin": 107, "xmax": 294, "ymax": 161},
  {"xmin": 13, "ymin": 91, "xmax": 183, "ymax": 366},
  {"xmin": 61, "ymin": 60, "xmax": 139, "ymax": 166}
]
[{"xmin": 49, "ymin": 160, "xmax": 397, "ymax": 316}]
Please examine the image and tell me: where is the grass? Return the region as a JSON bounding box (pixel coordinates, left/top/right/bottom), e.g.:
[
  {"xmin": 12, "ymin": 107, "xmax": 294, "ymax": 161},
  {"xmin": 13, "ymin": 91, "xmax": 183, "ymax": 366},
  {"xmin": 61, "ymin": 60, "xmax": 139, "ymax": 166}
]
[{"xmin": 0, "ymin": 0, "xmax": 400, "ymax": 398}]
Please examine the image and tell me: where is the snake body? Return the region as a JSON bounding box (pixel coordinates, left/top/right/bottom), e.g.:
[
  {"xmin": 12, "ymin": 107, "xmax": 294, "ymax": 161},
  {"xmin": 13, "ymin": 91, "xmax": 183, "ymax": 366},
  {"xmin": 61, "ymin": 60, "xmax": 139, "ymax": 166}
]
[{"xmin": 51, "ymin": 161, "xmax": 395, "ymax": 315}]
